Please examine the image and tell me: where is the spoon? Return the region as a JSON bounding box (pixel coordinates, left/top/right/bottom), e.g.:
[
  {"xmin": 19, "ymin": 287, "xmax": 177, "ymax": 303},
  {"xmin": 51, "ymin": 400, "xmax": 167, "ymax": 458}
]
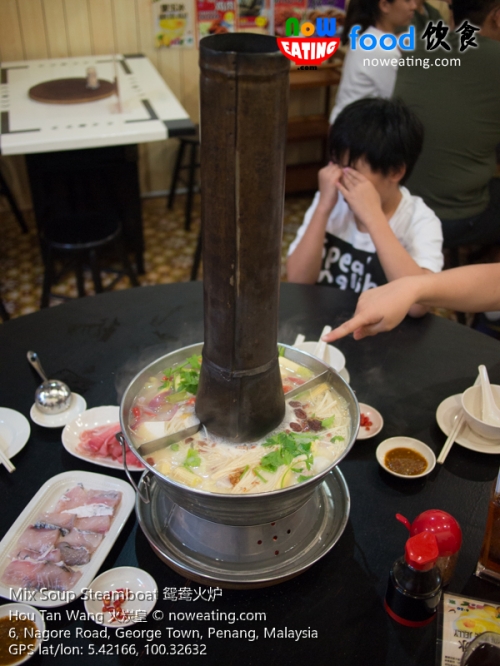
[
  {"xmin": 478, "ymin": 365, "xmax": 500, "ymax": 426},
  {"xmin": 27, "ymin": 351, "xmax": 72, "ymax": 415},
  {"xmin": 314, "ymin": 325, "xmax": 332, "ymax": 363}
]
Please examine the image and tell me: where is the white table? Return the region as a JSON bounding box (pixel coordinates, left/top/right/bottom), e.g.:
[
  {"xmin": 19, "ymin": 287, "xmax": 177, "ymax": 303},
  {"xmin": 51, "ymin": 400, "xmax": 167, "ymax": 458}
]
[
  {"xmin": 0, "ymin": 54, "xmax": 194, "ymax": 155},
  {"xmin": 0, "ymin": 54, "xmax": 195, "ymax": 273}
]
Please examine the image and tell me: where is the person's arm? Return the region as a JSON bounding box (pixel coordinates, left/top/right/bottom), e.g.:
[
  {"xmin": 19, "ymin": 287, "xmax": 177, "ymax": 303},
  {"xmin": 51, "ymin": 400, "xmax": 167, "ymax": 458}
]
[
  {"xmin": 287, "ymin": 163, "xmax": 342, "ymax": 284},
  {"xmin": 323, "ymin": 264, "xmax": 500, "ymax": 342},
  {"xmin": 337, "ymin": 168, "xmax": 434, "ymax": 317}
]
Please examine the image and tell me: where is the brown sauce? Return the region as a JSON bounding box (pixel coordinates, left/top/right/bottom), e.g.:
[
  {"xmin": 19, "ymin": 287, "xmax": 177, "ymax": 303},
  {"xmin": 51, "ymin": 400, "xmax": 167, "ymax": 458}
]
[
  {"xmin": 0, "ymin": 616, "xmax": 38, "ymax": 665},
  {"xmin": 385, "ymin": 447, "xmax": 428, "ymax": 476}
]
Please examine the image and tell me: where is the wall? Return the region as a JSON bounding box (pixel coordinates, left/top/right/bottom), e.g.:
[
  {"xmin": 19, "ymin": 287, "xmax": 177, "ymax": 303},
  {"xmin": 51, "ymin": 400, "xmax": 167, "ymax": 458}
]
[{"xmin": 0, "ymin": 0, "xmax": 327, "ymax": 209}]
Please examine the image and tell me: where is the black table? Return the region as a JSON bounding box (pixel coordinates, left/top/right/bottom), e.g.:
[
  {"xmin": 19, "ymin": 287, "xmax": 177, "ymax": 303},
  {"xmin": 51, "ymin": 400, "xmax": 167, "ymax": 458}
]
[{"xmin": 1, "ymin": 282, "xmax": 499, "ymax": 666}]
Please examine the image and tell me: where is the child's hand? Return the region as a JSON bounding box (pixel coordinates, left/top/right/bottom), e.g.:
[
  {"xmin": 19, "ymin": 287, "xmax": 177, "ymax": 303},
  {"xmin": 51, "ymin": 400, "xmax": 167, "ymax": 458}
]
[
  {"xmin": 337, "ymin": 168, "xmax": 384, "ymax": 230},
  {"xmin": 317, "ymin": 163, "xmax": 343, "ymax": 213}
]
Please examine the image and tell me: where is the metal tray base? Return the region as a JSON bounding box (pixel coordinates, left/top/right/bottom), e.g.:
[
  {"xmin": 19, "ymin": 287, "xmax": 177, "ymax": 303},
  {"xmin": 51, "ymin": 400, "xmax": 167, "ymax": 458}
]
[{"xmin": 136, "ymin": 468, "xmax": 350, "ymax": 589}]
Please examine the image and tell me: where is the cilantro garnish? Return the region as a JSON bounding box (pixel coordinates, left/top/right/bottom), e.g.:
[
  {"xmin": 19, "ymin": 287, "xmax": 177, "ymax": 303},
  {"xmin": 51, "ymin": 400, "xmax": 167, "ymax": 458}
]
[
  {"xmin": 298, "ymin": 475, "xmax": 312, "ymax": 483},
  {"xmin": 161, "ymin": 355, "xmax": 202, "ymax": 395},
  {"xmin": 259, "ymin": 431, "xmax": 317, "ymax": 473},
  {"xmin": 278, "ymin": 345, "xmax": 286, "ymax": 357}
]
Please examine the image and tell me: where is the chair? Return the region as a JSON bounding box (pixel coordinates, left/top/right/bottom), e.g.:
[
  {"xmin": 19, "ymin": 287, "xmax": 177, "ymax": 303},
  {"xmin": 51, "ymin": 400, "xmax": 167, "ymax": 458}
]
[
  {"xmin": 167, "ymin": 127, "xmax": 200, "ymax": 231},
  {"xmin": 40, "ymin": 212, "xmax": 139, "ymax": 308},
  {"xmin": 0, "ymin": 169, "xmax": 28, "ymax": 234}
]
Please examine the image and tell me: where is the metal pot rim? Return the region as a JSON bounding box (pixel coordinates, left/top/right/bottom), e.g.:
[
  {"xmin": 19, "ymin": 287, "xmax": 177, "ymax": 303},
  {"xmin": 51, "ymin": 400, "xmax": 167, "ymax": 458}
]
[{"xmin": 119, "ymin": 342, "xmax": 359, "ymax": 501}]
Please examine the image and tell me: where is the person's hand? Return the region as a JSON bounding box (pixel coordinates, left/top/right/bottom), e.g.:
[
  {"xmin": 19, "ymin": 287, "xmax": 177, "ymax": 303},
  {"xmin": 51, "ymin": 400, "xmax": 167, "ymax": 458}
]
[
  {"xmin": 337, "ymin": 167, "xmax": 383, "ymax": 230},
  {"xmin": 322, "ymin": 278, "xmax": 419, "ymax": 342},
  {"xmin": 317, "ymin": 163, "xmax": 343, "ymax": 213}
]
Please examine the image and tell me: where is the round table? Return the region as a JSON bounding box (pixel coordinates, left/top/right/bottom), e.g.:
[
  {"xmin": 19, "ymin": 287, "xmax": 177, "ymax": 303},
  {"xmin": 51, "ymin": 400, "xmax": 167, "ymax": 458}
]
[{"xmin": 0, "ymin": 282, "xmax": 499, "ymax": 666}]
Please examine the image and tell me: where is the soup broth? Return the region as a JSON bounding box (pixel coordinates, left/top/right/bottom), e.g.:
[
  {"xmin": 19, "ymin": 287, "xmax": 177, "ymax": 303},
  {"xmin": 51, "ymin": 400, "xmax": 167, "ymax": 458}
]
[{"xmin": 128, "ymin": 352, "xmax": 351, "ymax": 494}]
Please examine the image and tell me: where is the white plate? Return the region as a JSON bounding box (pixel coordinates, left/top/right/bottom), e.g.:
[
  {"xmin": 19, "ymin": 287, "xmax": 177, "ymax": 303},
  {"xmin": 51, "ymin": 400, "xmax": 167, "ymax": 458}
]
[
  {"xmin": 84, "ymin": 566, "xmax": 157, "ymax": 628},
  {"xmin": 0, "ymin": 470, "xmax": 135, "ymax": 607},
  {"xmin": 376, "ymin": 437, "xmax": 436, "ymax": 478},
  {"xmin": 30, "ymin": 393, "xmax": 87, "ymax": 428},
  {"xmin": 357, "ymin": 403, "xmax": 384, "ymax": 439},
  {"xmin": 296, "ymin": 340, "xmax": 346, "ymax": 373},
  {"xmin": 62, "ymin": 406, "xmax": 143, "ymax": 471},
  {"xmin": 0, "ymin": 408, "xmax": 31, "ymax": 458},
  {"xmin": 0, "ymin": 602, "xmax": 45, "ymax": 664},
  {"xmin": 436, "ymin": 394, "xmax": 500, "ymax": 454}
]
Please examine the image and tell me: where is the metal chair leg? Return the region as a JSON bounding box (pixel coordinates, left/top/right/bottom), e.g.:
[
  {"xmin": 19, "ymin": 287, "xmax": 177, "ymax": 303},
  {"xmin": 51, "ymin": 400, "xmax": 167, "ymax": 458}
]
[
  {"xmin": 76, "ymin": 257, "xmax": 86, "ymax": 297},
  {"xmin": 117, "ymin": 237, "xmax": 140, "ymax": 287},
  {"xmin": 168, "ymin": 140, "xmax": 186, "ymax": 210},
  {"xmin": 89, "ymin": 249, "xmax": 103, "ymax": 293},
  {"xmin": 191, "ymin": 229, "xmax": 202, "ymax": 281},
  {"xmin": 0, "ymin": 170, "xmax": 29, "ymax": 234}
]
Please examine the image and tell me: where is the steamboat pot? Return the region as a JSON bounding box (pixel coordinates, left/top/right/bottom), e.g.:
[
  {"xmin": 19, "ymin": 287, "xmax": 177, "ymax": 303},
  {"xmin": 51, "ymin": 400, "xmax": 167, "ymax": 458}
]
[{"xmin": 118, "ymin": 342, "xmax": 359, "ymax": 527}]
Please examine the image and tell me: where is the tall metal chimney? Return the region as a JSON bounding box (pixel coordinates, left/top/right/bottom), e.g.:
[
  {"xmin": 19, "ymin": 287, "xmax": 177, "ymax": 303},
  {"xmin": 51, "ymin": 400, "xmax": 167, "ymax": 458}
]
[{"xmin": 195, "ymin": 34, "xmax": 290, "ymax": 442}]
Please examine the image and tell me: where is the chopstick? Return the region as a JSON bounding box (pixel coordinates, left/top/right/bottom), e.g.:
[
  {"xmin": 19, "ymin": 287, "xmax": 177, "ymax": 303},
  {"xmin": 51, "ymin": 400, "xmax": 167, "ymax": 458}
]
[
  {"xmin": 0, "ymin": 441, "xmax": 15, "ymax": 473},
  {"xmin": 437, "ymin": 374, "xmax": 480, "ymax": 464}
]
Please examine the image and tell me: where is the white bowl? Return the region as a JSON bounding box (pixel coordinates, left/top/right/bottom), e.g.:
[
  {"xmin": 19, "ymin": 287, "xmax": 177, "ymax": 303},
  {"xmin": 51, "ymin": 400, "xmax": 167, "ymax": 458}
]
[
  {"xmin": 0, "ymin": 603, "xmax": 45, "ymax": 664},
  {"xmin": 84, "ymin": 566, "xmax": 157, "ymax": 628},
  {"xmin": 462, "ymin": 385, "xmax": 500, "ymax": 441},
  {"xmin": 296, "ymin": 341, "xmax": 346, "ymax": 373},
  {"xmin": 357, "ymin": 403, "xmax": 384, "ymax": 440},
  {"xmin": 376, "ymin": 437, "xmax": 436, "ymax": 479}
]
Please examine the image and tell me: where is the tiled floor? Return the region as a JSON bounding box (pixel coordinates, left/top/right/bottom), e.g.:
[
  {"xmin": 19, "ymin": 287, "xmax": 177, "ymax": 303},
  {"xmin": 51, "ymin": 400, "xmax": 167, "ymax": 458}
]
[{"xmin": 0, "ymin": 193, "xmax": 306, "ymax": 320}]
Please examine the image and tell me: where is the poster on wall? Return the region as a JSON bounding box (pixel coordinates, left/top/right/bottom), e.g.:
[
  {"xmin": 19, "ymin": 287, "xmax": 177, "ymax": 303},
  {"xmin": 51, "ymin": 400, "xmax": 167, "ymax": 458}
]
[
  {"xmin": 237, "ymin": 0, "xmax": 270, "ymax": 32},
  {"xmin": 196, "ymin": 0, "xmax": 236, "ymax": 42},
  {"xmin": 153, "ymin": 0, "xmax": 196, "ymax": 47},
  {"xmin": 273, "ymin": 0, "xmax": 344, "ymax": 36}
]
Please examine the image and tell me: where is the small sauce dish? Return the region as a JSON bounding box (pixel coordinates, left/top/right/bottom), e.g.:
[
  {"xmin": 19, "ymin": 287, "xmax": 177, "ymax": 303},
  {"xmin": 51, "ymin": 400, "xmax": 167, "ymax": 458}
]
[
  {"xmin": 376, "ymin": 437, "xmax": 436, "ymax": 479},
  {"xmin": 357, "ymin": 403, "xmax": 384, "ymax": 440},
  {"xmin": 84, "ymin": 566, "xmax": 158, "ymax": 628}
]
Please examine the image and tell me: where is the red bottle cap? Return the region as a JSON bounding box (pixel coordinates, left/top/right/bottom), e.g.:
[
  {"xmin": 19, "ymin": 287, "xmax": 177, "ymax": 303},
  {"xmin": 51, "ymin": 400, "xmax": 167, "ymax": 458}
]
[
  {"xmin": 410, "ymin": 510, "xmax": 462, "ymax": 556},
  {"xmin": 405, "ymin": 532, "xmax": 439, "ymax": 571}
]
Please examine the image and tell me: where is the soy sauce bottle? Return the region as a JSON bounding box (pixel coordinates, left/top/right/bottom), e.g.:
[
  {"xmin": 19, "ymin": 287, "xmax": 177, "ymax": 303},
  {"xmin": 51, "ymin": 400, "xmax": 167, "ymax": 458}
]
[{"xmin": 385, "ymin": 531, "xmax": 442, "ymax": 626}]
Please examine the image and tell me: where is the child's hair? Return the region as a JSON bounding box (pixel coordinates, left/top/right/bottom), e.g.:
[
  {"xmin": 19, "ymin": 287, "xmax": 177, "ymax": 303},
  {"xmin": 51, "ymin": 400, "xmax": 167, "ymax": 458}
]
[
  {"xmin": 328, "ymin": 98, "xmax": 424, "ymax": 184},
  {"xmin": 342, "ymin": 0, "xmax": 396, "ymax": 45}
]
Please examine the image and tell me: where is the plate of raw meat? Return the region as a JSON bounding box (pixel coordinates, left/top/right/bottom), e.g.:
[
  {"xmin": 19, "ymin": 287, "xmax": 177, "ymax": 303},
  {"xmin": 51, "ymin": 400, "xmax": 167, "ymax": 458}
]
[
  {"xmin": 0, "ymin": 470, "xmax": 135, "ymax": 607},
  {"xmin": 62, "ymin": 406, "xmax": 143, "ymax": 471}
]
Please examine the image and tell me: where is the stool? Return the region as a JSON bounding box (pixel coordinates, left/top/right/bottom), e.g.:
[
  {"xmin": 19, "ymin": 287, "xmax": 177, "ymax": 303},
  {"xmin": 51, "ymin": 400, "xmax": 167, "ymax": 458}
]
[
  {"xmin": 0, "ymin": 169, "xmax": 28, "ymax": 234},
  {"xmin": 40, "ymin": 212, "xmax": 139, "ymax": 308},
  {"xmin": 167, "ymin": 128, "xmax": 200, "ymax": 231}
]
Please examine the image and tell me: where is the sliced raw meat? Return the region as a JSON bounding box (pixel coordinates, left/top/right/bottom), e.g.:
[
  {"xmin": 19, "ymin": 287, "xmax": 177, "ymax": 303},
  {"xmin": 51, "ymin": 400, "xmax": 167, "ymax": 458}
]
[
  {"xmin": 55, "ymin": 486, "xmax": 122, "ymax": 512},
  {"xmin": 60, "ymin": 529, "xmax": 103, "ymax": 553},
  {"xmin": 77, "ymin": 423, "xmax": 144, "ymax": 467},
  {"xmin": 34, "ymin": 512, "xmax": 76, "ymax": 532},
  {"xmin": 74, "ymin": 515, "xmax": 111, "ymax": 533},
  {"xmin": 16, "ymin": 527, "xmax": 59, "ymax": 554},
  {"xmin": 2, "ymin": 560, "xmax": 81, "ymax": 591},
  {"xmin": 58, "ymin": 543, "xmax": 91, "ymax": 566}
]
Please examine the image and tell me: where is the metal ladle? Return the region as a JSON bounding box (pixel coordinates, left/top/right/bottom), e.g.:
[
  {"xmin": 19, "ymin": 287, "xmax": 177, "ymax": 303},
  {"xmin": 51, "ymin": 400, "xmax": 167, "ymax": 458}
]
[{"xmin": 27, "ymin": 351, "xmax": 72, "ymax": 414}]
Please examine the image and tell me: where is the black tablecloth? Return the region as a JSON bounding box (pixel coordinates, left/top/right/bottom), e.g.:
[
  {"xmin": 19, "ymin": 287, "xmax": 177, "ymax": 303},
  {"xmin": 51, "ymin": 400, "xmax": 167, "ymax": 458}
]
[{"xmin": 1, "ymin": 283, "xmax": 499, "ymax": 666}]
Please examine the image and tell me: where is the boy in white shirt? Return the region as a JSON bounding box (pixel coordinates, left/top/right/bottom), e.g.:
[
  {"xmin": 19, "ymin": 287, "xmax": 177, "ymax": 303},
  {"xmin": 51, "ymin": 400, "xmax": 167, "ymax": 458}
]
[{"xmin": 287, "ymin": 98, "xmax": 443, "ymax": 317}]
